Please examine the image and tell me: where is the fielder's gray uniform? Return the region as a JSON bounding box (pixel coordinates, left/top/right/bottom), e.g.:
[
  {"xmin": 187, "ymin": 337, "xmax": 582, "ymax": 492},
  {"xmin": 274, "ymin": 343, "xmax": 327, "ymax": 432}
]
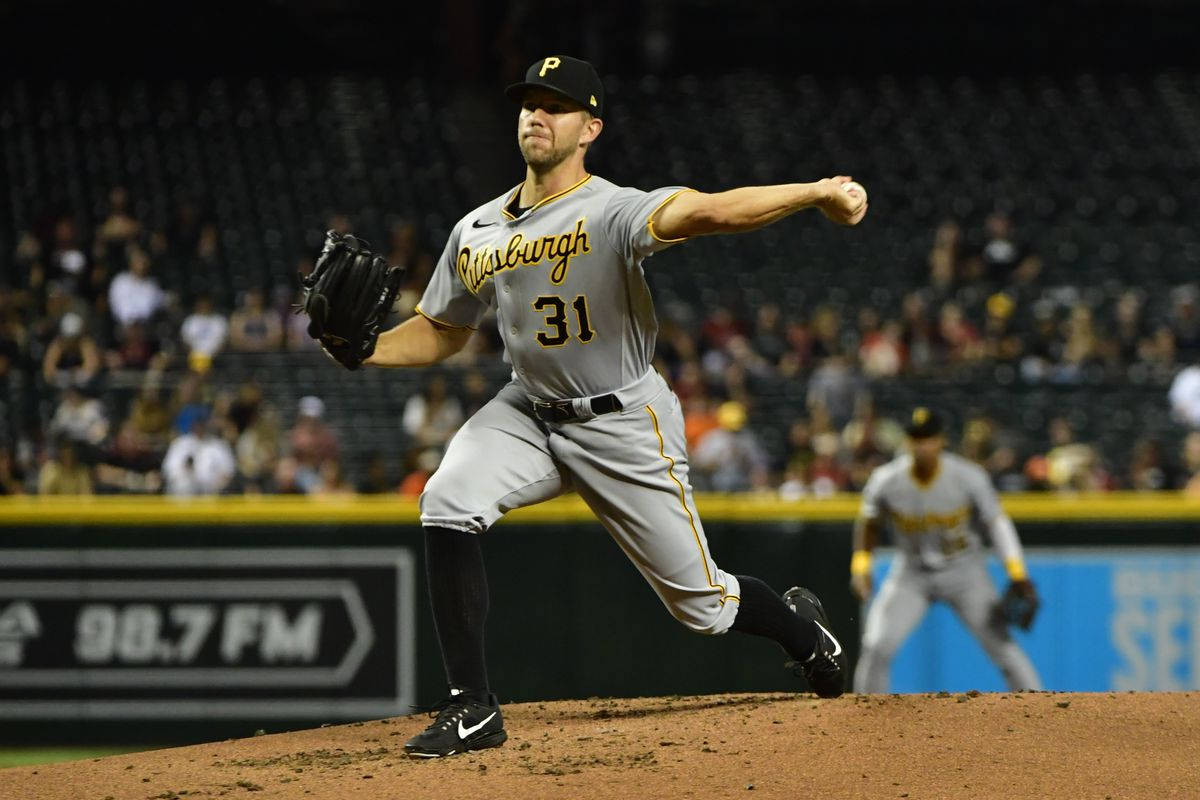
[
  {"xmin": 415, "ymin": 175, "xmax": 741, "ymax": 635},
  {"xmin": 854, "ymin": 452, "xmax": 1041, "ymax": 692}
]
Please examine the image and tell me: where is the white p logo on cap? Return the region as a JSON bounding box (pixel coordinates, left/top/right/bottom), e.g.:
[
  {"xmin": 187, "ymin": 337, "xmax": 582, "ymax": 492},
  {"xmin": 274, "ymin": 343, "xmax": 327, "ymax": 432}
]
[{"xmin": 538, "ymin": 57, "xmax": 561, "ymax": 77}]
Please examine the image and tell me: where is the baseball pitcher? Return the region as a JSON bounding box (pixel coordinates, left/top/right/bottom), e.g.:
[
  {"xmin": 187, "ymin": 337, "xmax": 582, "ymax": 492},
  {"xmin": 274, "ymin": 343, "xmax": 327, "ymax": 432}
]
[
  {"xmin": 851, "ymin": 407, "xmax": 1042, "ymax": 693},
  {"xmin": 302, "ymin": 55, "xmax": 867, "ymax": 757}
]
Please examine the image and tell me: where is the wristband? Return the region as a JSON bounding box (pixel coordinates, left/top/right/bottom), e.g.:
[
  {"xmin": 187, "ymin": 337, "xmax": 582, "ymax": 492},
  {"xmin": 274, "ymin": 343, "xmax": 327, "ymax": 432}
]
[
  {"xmin": 1005, "ymin": 558, "xmax": 1028, "ymax": 582},
  {"xmin": 850, "ymin": 550, "xmax": 872, "ymax": 577}
]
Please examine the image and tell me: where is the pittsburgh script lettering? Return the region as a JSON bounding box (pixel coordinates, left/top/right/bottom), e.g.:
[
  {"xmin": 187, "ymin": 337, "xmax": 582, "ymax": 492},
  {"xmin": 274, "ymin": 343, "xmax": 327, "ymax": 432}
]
[{"xmin": 457, "ymin": 218, "xmax": 590, "ymax": 291}]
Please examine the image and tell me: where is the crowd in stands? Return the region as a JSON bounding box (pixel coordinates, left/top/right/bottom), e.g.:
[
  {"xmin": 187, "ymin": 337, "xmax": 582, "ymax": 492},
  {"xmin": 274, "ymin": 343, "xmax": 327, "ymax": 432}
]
[{"xmin": 3, "ymin": 187, "xmax": 1200, "ymax": 498}]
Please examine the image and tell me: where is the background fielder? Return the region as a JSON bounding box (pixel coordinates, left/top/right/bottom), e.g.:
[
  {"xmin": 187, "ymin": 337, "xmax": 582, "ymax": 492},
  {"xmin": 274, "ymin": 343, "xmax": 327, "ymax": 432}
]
[
  {"xmin": 851, "ymin": 408, "xmax": 1043, "ymax": 693},
  {"xmin": 360, "ymin": 55, "xmax": 867, "ymax": 757}
]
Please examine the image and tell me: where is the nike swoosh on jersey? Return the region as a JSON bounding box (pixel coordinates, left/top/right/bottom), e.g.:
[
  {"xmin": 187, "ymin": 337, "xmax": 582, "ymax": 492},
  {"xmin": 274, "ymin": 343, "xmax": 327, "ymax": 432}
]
[
  {"xmin": 471, "ymin": 219, "xmax": 497, "ymax": 228},
  {"xmin": 813, "ymin": 619, "xmax": 843, "ymax": 657},
  {"xmin": 458, "ymin": 711, "xmax": 497, "ymax": 739}
]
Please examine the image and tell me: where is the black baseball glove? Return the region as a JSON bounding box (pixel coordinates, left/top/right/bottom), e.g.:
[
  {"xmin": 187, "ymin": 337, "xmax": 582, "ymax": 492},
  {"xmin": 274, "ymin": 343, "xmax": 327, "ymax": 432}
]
[
  {"xmin": 300, "ymin": 231, "xmax": 404, "ymax": 370},
  {"xmin": 993, "ymin": 579, "xmax": 1040, "ymax": 631}
]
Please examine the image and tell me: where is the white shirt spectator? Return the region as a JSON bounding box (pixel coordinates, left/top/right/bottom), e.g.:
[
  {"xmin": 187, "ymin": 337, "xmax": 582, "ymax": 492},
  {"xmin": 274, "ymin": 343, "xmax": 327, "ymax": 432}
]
[
  {"xmin": 1169, "ymin": 365, "xmax": 1200, "ymax": 428},
  {"xmin": 181, "ymin": 311, "xmax": 228, "ymax": 358},
  {"xmin": 109, "ymin": 270, "xmax": 166, "ymax": 328},
  {"xmin": 49, "ymin": 391, "xmax": 109, "ymax": 445},
  {"xmin": 162, "ymin": 433, "xmax": 236, "ymax": 496}
]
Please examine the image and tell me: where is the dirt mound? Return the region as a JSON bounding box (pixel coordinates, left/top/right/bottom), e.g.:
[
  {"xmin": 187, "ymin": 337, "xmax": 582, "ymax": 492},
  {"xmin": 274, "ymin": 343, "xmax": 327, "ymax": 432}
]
[{"xmin": 7, "ymin": 692, "xmax": 1198, "ymax": 800}]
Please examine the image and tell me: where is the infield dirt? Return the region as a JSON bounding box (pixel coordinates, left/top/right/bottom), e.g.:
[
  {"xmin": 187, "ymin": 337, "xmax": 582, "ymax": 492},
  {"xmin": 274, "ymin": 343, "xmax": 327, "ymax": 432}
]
[{"xmin": 6, "ymin": 692, "xmax": 1198, "ymax": 800}]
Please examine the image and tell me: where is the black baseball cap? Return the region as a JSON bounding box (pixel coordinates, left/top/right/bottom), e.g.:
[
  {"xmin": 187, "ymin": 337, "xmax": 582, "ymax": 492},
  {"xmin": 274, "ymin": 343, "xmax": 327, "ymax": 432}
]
[
  {"xmin": 906, "ymin": 407, "xmax": 945, "ymax": 439},
  {"xmin": 505, "ymin": 55, "xmax": 604, "ymax": 117}
]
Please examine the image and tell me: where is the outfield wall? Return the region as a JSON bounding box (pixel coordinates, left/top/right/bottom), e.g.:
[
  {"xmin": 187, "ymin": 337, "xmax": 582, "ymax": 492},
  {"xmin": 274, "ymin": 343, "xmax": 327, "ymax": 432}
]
[{"xmin": 0, "ymin": 494, "xmax": 1196, "ymax": 744}]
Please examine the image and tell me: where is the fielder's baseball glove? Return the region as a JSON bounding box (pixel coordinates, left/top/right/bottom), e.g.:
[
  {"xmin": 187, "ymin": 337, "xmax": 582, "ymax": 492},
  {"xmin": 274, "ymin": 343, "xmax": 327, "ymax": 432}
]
[
  {"xmin": 993, "ymin": 579, "xmax": 1040, "ymax": 631},
  {"xmin": 300, "ymin": 231, "xmax": 404, "ymax": 370}
]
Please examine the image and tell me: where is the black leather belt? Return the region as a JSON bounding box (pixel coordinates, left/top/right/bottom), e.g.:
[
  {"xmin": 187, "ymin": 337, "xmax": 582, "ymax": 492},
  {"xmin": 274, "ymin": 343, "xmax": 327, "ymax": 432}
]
[{"xmin": 532, "ymin": 394, "xmax": 623, "ymax": 423}]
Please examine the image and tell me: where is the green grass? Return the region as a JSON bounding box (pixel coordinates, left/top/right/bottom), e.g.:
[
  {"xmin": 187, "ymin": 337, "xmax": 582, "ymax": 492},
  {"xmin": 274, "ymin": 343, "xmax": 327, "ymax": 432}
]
[{"xmin": 0, "ymin": 747, "xmax": 154, "ymax": 769}]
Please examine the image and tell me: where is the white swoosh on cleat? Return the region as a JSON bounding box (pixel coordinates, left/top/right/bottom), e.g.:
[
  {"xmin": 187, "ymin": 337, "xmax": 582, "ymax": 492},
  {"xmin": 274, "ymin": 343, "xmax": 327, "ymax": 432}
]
[
  {"xmin": 814, "ymin": 620, "xmax": 843, "ymax": 657},
  {"xmin": 458, "ymin": 711, "xmax": 497, "ymax": 740}
]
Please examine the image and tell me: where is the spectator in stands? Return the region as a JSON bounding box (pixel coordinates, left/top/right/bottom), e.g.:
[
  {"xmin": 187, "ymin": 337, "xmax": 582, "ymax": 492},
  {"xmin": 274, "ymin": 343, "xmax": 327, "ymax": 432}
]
[
  {"xmin": 807, "ymin": 352, "xmax": 865, "ymax": 430},
  {"xmin": 399, "ymin": 448, "xmax": 442, "ymax": 498},
  {"xmin": 282, "ymin": 395, "xmax": 339, "ymax": 493},
  {"xmin": 402, "ymin": 375, "xmax": 464, "ymax": 451},
  {"xmin": 228, "ymin": 381, "xmax": 266, "ymax": 435},
  {"xmin": 938, "ymin": 301, "xmax": 983, "ymax": 362},
  {"xmin": 95, "ymin": 186, "xmax": 141, "ymax": 248},
  {"xmin": 1138, "ymin": 323, "xmax": 1178, "ymax": 370},
  {"xmin": 1055, "ymin": 304, "xmax": 1102, "ymax": 382},
  {"xmin": 808, "ymin": 305, "xmax": 842, "ymax": 362},
  {"xmin": 127, "ymin": 386, "xmax": 172, "ymax": 450},
  {"xmin": 312, "ymin": 459, "xmax": 355, "ymax": 496},
  {"xmin": 1180, "ymin": 432, "xmax": 1200, "ymax": 496},
  {"xmin": 900, "ymin": 291, "xmax": 938, "ymax": 373},
  {"xmin": 387, "ymin": 218, "xmax": 435, "ymax": 293},
  {"xmin": 50, "ymin": 216, "xmax": 88, "ymax": 293},
  {"xmin": 980, "ymin": 293, "xmax": 1023, "ymax": 364},
  {"xmin": 1128, "ymin": 438, "xmax": 1172, "ymax": 491},
  {"xmin": 683, "ymin": 395, "xmax": 721, "ymax": 451},
  {"xmin": 841, "ymin": 397, "xmax": 903, "ymax": 489},
  {"xmin": 235, "ymin": 404, "xmax": 280, "ymax": 494},
  {"xmin": 357, "ymin": 451, "xmax": 393, "ymax": 494},
  {"xmin": 41, "ymin": 312, "xmax": 101, "ymax": 388},
  {"xmin": 96, "ymin": 416, "xmax": 164, "ymax": 494},
  {"xmin": 927, "ymin": 219, "xmax": 964, "ymax": 293},
  {"xmin": 859, "ymin": 318, "xmax": 905, "ymax": 377},
  {"xmin": 162, "ymin": 411, "xmax": 236, "ymax": 496},
  {"xmin": 1169, "ymin": 363, "xmax": 1200, "ymax": 428},
  {"xmin": 1170, "ymin": 284, "xmax": 1200, "ymax": 361},
  {"xmin": 459, "ymin": 370, "xmax": 492, "ymax": 418},
  {"xmin": 700, "ymin": 306, "xmax": 745, "ymax": 353},
  {"xmin": 105, "ymin": 320, "xmax": 168, "ymax": 372},
  {"xmin": 979, "ymin": 212, "xmax": 1039, "ymax": 285},
  {"xmin": 229, "ymin": 288, "xmax": 284, "ymax": 352},
  {"xmin": 170, "ymin": 372, "xmax": 213, "ymax": 435},
  {"xmin": 1025, "ymin": 416, "xmax": 1109, "ymax": 492},
  {"xmin": 38, "ymin": 437, "xmax": 93, "ymax": 495},
  {"xmin": 180, "ymin": 293, "xmax": 228, "ymax": 371},
  {"xmin": 751, "ymin": 303, "xmax": 787, "ymax": 367},
  {"xmin": 807, "ymin": 422, "xmax": 850, "ymax": 497},
  {"xmin": 1020, "ymin": 301, "xmax": 1062, "ymax": 382},
  {"xmin": 692, "ymin": 401, "xmax": 769, "ymax": 492},
  {"xmin": 108, "ymin": 246, "xmax": 166, "ymax": 329},
  {"xmin": 1109, "ymin": 290, "xmax": 1147, "ymax": 365},
  {"xmin": 0, "ymin": 445, "xmax": 26, "ymax": 494},
  {"xmin": 48, "ymin": 386, "xmax": 108, "ymax": 449}
]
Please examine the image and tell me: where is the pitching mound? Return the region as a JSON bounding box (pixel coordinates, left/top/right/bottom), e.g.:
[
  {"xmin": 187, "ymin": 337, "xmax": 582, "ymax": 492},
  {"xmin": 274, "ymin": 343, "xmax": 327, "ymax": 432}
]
[{"xmin": 7, "ymin": 692, "xmax": 1198, "ymax": 800}]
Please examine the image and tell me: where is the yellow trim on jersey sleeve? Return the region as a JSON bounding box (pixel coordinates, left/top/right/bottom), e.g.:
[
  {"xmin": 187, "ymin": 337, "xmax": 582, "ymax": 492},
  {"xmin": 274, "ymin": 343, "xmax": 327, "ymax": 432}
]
[
  {"xmin": 414, "ymin": 304, "xmax": 478, "ymax": 331},
  {"xmin": 645, "ymin": 404, "xmax": 739, "ymax": 605},
  {"xmin": 646, "ymin": 188, "xmax": 696, "ymax": 244}
]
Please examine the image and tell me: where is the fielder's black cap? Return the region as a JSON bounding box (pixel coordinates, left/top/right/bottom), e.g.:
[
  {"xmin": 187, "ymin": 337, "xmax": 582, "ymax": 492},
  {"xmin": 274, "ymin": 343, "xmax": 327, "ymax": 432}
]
[
  {"xmin": 505, "ymin": 55, "xmax": 604, "ymax": 117},
  {"xmin": 906, "ymin": 407, "xmax": 945, "ymax": 439}
]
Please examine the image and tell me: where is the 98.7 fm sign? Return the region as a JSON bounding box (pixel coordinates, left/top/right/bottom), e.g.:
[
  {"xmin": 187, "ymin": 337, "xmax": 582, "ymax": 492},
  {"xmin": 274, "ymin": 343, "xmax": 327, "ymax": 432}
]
[{"xmin": 0, "ymin": 548, "xmax": 415, "ymax": 719}]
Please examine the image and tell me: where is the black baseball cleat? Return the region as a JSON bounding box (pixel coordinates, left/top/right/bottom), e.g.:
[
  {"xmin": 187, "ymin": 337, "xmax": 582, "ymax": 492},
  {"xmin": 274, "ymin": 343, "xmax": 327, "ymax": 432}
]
[
  {"xmin": 782, "ymin": 586, "xmax": 847, "ymax": 699},
  {"xmin": 404, "ymin": 691, "xmax": 507, "ymax": 758}
]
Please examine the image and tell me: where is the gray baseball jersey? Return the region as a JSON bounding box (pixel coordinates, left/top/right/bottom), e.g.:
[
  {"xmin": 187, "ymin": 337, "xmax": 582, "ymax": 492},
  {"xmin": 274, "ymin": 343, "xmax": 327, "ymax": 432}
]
[
  {"xmin": 416, "ymin": 174, "xmax": 689, "ymax": 400},
  {"xmin": 416, "ymin": 175, "xmax": 742, "ymax": 637},
  {"xmin": 854, "ymin": 451, "xmax": 1041, "ymax": 692},
  {"xmin": 859, "ymin": 451, "xmax": 1001, "ymax": 570}
]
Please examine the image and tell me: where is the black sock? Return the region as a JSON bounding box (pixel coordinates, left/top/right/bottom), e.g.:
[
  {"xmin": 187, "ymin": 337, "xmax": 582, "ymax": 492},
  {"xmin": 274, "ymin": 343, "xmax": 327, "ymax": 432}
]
[
  {"xmin": 424, "ymin": 526, "xmax": 491, "ymax": 702},
  {"xmin": 729, "ymin": 575, "xmax": 817, "ymax": 662}
]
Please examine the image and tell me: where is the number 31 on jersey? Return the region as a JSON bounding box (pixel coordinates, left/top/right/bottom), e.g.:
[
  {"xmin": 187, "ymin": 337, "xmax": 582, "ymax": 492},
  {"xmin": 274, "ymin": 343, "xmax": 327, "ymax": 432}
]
[{"xmin": 532, "ymin": 294, "xmax": 595, "ymax": 347}]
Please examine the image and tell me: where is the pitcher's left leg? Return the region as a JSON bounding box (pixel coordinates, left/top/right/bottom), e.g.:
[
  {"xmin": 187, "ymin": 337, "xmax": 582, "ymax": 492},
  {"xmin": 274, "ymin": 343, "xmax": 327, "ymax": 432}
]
[
  {"xmin": 550, "ymin": 388, "xmax": 844, "ymax": 696},
  {"xmin": 943, "ymin": 559, "xmax": 1042, "ymax": 691}
]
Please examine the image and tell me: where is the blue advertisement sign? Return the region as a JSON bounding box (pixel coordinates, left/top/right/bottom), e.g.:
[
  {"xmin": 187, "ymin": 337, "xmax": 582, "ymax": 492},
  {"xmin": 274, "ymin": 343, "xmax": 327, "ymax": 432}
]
[{"xmin": 872, "ymin": 548, "xmax": 1200, "ymax": 692}]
